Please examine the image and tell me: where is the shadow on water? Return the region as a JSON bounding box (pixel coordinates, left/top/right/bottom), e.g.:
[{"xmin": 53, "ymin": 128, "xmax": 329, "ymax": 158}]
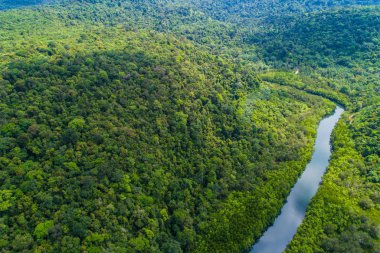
[{"xmin": 250, "ymin": 106, "xmax": 344, "ymax": 253}]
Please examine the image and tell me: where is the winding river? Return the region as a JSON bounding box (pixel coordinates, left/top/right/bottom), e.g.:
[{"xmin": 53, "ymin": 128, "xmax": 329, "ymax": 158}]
[{"xmin": 250, "ymin": 106, "xmax": 344, "ymax": 253}]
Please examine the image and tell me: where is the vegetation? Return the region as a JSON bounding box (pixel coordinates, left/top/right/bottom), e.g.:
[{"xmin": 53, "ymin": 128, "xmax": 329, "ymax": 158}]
[
  {"xmin": 0, "ymin": 0, "xmax": 48, "ymax": 10},
  {"xmin": 253, "ymin": 6, "xmax": 380, "ymax": 253},
  {"xmin": 0, "ymin": 0, "xmax": 379, "ymax": 252},
  {"xmin": 0, "ymin": 5, "xmax": 335, "ymax": 252},
  {"xmin": 286, "ymin": 116, "xmax": 380, "ymax": 253}
]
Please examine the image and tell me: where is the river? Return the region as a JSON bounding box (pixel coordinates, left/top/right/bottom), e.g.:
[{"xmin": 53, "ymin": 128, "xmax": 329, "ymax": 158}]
[{"xmin": 250, "ymin": 106, "xmax": 344, "ymax": 253}]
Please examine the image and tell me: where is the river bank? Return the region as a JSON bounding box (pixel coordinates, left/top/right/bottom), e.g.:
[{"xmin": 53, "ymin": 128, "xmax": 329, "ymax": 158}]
[{"xmin": 251, "ymin": 106, "xmax": 344, "ymax": 253}]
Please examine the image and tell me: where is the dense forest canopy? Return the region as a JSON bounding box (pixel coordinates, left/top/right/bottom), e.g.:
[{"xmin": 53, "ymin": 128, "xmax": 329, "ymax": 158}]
[
  {"xmin": 0, "ymin": 0, "xmax": 48, "ymax": 10},
  {"xmin": 0, "ymin": 6, "xmax": 333, "ymax": 253},
  {"xmin": 187, "ymin": 0, "xmax": 380, "ymax": 21},
  {"xmin": 0, "ymin": 0, "xmax": 379, "ymax": 252}
]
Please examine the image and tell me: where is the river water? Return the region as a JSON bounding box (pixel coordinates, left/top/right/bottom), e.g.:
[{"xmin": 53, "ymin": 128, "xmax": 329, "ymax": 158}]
[{"xmin": 250, "ymin": 106, "xmax": 344, "ymax": 253}]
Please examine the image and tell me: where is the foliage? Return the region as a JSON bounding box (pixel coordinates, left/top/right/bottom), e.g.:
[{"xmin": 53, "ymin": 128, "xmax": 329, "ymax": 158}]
[
  {"xmin": 286, "ymin": 119, "xmax": 380, "ymax": 253},
  {"xmin": 0, "ymin": 0, "xmax": 379, "ymax": 252},
  {"xmin": 0, "ymin": 9, "xmax": 334, "ymax": 251},
  {"xmin": 0, "ymin": 0, "xmax": 49, "ymax": 10}
]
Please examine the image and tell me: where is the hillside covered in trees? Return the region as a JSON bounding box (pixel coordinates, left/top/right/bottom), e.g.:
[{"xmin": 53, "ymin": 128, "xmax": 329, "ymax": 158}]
[
  {"xmin": 0, "ymin": 0, "xmax": 379, "ymax": 252},
  {"xmin": 0, "ymin": 0, "xmax": 48, "ymax": 10}
]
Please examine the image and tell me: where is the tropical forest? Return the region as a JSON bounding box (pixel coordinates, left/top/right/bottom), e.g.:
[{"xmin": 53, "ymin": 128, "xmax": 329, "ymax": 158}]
[{"xmin": 0, "ymin": 0, "xmax": 378, "ymax": 252}]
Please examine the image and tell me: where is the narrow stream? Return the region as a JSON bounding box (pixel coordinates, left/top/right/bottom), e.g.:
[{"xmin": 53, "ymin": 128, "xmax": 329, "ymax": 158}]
[{"xmin": 250, "ymin": 106, "xmax": 344, "ymax": 253}]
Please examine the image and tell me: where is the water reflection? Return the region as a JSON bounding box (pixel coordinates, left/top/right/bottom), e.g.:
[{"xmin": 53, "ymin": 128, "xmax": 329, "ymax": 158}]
[{"xmin": 250, "ymin": 106, "xmax": 344, "ymax": 253}]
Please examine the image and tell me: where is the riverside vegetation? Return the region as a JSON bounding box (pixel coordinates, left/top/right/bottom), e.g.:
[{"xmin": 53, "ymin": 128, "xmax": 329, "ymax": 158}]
[{"xmin": 0, "ymin": 0, "xmax": 379, "ymax": 252}]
